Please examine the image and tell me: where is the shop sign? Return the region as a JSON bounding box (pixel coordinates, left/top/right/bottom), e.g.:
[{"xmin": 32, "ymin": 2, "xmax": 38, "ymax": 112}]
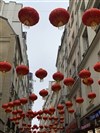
[
  {"xmin": 89, "ymin": 110, "xmax": 100, "ymax": 120},
  {"xmin": 81, "ymin": 123, "xmax": 91, "ymax": 130}
]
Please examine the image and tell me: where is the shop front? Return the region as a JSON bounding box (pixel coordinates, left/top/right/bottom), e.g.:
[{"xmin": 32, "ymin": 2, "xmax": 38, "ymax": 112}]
[
  {"xmin": 66, "ymin": 119, "xmax": 78, "ymax": 133},
  {"xmin": 81, "ymin": 108, "xmax": 100, "ymax": 133}
]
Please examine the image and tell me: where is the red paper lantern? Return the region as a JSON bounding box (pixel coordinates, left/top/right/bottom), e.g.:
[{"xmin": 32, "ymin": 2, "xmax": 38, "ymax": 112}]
[
  {"xmin": 68, "ymin": 109, "xmax": 74, "ymax": 113},
  {"xmin": 29, "ymin": 93, "xmax": 37, "ymax": 101},
  {"xmin": 18, "ymin": 7, "xmax": 39, "ymax": 26},
  {"xmin": 65, "ymin": 101, "xmax": 73, "ymax": 108},
  {"xmin": 82, "ymin": 77, "xmax": 94, "ymax": 86},
  {"xmin": 22, "ymin": 123, "xmax": 26, "ymax": 127},
  {"xmin": 38, "ymin": 110, "xmax": 43, "ymax": 115},
  {"xmin": 79, "ymin": 69, "xmax": 91, "ymax": 79},
  {"xmin": 59, "ymin": 110, "xmax": 64, "ymax": 115},
  {"xmin": 13, "ymin": 100, "xmax": 21, "ymax": 106},
  {"xmin": 52, "ymin": 71, "xmax": 64, "ymax": 82},
  {"xmin": 76, "ymin": 97, "xmax": 84, "ymax": 104},
  {"xmin": 60, "ymin": 120, "xmax": 64, "ymax": 123},
  {"xmin": 20, "ymin": 97, "xmax": 28, "ymax": 104},
  {"xmin": 15, "ymin": 121, "xmax": 19, "ymax": 125},
  {"xmin": 8, "ymin": 102, "xmax": 14, "ymax": 108},
  {"xmin": 0, "ymin": 61, "xmax": 12, "ymax": 72},
  {"xmin": 51, "ymin": 82, "xmax": 61, "ymax": 92},
  {"xmin": 37, "ymin": 115, "xmax": 42, "ymax": 120},
  {"xmin": 16, "ymin": 115, "xmax": 22, "ymax": 120},
  {"xmin": 60, "ymin": 117, "xmax": 64, "ymax": 121},
  {"xmin": 39, "ymin": 125, "xmax": 43, "ymax": 129},
  {"xmin": 28, "ymin": 124, "xmax": 31, "ymax": 127},
  {"xmin": 43, "ymin": 109, "xmax": 49, "ymax": 114},
  {"xmin": 98, "ymin": 80, "xmax": 100, "ymax": 85},
  {"xmin": 39, "ymin": 89, "xmax": 48, "ymax": 98},
  {"xmin": 49, "ymin": 107, "xmax": 55, "ymax": 114},
  {"xmin": 82, "ymin": 8, "xmax": 100, "ymax": 27},
  {"xmin": 88, "ymin": 92, "xmax": 96, "ymax": 99},
  {"xmin": 20, "ymin": 112, "xmax": 25, "ymax": 118},
  {"xmin": 63, "ymin": 77, "xmax": 75, "ymax": 86},
  {"xmin": 49, "ymin": 8, "xmax": 70, "ymax": 27},
  {"xmin": 57, "ymin": 104, "xmax": 64, "ymax": 110},
  {"xmin": 17, "ymin": 109, "xmax": 23, "ymax": 114},
  {"xmin": 33, "ymin": 124, "xmax": 38, "ymax": 129},
  {"xmin": 27, "ymin": 109, "xmax": 33, "ymax": 115},
  {"xmin": 49, "ymin": 116, "xmax": 53, "ymax": 120},
  {"xmin": 12, "ymin": 110, "xmax": 18, "ymax": 115},
  {"xmin": 22, "ymin": 123, "xmax": 26, "ymax": 126},
  {"xmin": 43, "ymin": 116, "xmax": 48, "ymax": 120},
  {"xmin": 5, "ymin": 108, "xmax": 12, "ymax": 113},
  {"xmin": 94, "ymin": 62, "xmax": 100, "ymax": 72},
  {"xmin": 35, "ymin": 68, "xmax": 47, "ymax": 81},
  {"xmin": 49, "ymin": 124, "xmax": 53, "ymax": 128},
  {"xmin": 54, "ymin": 116, "xmax": 58, "ymax": 121},
  {"xmin": 12, "ymin": 117, "xmax": 17, "ymax": 121},
  {"xmin": 16, "ymin": 65, "xmax": 29, "ymax": 76},
  {"xmin": 2, "ymin": 103, "xmax": 9, "ymax": 109},
  {"xmin": 31, "ymin": 111, "xmax": 37, "ymax": 117}
]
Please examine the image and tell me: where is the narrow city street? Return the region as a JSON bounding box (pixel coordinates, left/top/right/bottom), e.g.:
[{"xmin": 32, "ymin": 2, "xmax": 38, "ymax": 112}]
[{"xmin": 0, "ymin": 0, "xmax": 100, "ymax": 133}]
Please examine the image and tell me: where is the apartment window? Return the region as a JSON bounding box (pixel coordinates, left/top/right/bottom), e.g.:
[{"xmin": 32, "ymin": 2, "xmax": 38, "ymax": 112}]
[
  {"xmin": 82, "ymin": 28, "xmax": 89, "ymax": 52},
  {"xmin": 98, "ymin": 51, "xmax": 100, "ymax": 61},
  {"xmin": 72, "ymin": 60, "xmax": 76, "ymax": 75},
  {"xmin": 77, "ymin": 51, "xmax": 80, "ymax": 65},
  {"xmin": 73, "ymin": 95, "xmax": 77, "ymax": 108},
  {"xmin": 72, "ymin": 31, "xmax": 74, "ymax": 43},
  {"xmin": 80, "ymin": 0, "xmax": 85, "ymax": 16},
  {"xmin": 69, "ymin": 42, "xmax": 71, "ymax": 51},
  {"xmin": 67, "ymin": 24, "xmax": 70, "ymax": 36},
  {"xmin": 69, "ymin": 69, "xmax": 71, "ymax": 76},
  {"xmin": 71, "ymin": 12, "xmax": 74, "ymax": 27},
  {"xmin": 65, "ymin": 47, "xmax": 68, "ymax": 66},
  {"xmin": 76, "ymin": 21, "xmax": 78, "ymax": 33},
  {"xmin": 94, "ymin": 1, "xmax": 100, "ymax": 9}
]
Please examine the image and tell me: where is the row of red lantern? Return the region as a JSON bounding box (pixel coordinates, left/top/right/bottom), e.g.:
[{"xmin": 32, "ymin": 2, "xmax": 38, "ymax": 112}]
[
  {"xmin": 19, "ymin": 124, "xmax": 64, "ymax": 133},
  {"xmin": 1, "ymin": 62, "xmax": 99, "ymax": 128},
  {"xmin": 50, "ymin": 62, "xmax": 100, "ymax": 99},
  {"xmin": 0, "ymin": 62, "xmax": 48, "ymax": 82},
  {"xmin": 2, "ymin": 67, "xmax": 98, "ymax": 113},
  {"xmin": 19, "ymin": 123, "xmax": 64, "ymax": 132},
  {"xmin": 0, "ymin": 61, "xmax": 29, "ymax": 76},
  {"xmin": 35, "ymin": 62, "xmax": 100, "ymax": 91},
  {"xmin": 2, "ymin": 100, "xmax": 75, "ymax": 124},
  {"xmin": 2, "ymin": 98, "xmax": 87, "ymax": 132},
  {"xmin": 18, "ymin": 7, "xmax": 100, "ymax": 29},
  {"xmin": 2, "ymin": 92, "xmax": 96, "ymax": 126},
  {"xmin": 2, "ymin": 91, "xmax": 96, "ymax": 117},
  {"xmin": 0, "ymin": 61, "xmax": 99, "ymax": 81},
  {"xmin": 2, "ymin": 93, "xmax": 37, "ymax": 112},
  {"xmin": 8, "ymin": 109, "xmax": 65, "ymax": 132}
]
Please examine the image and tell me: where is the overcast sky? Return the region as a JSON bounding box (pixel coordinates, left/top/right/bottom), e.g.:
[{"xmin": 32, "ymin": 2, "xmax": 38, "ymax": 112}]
[{"xmin": 4, "ymin": 0, "xmax": 69, "ymax": 126}]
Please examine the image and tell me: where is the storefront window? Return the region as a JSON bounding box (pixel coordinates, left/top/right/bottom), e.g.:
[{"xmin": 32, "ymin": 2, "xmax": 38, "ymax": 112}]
[
  {"xmin": 88, "ymin": 130, "xmax": 95, "ymax": 133},
  {"xmin": 88, "ymin": 128, "xmax": 100, "ymax": 133},
  {"xmin": 96, "ymin": 128, "xmax": 100, "ymax": 133}
]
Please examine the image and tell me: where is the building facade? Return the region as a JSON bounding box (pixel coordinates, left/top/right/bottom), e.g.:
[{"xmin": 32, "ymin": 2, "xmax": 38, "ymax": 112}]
[
  {"xmin": 0, "ymin": 1, "xmax": 32, "ymax": 133},
  {"xmin": 56, "ymin": 0, "xmax": 100, "ymax": 133},
  {"xmin": 41, "ymin": 0, "xmax": 100, "ymax": 133}
]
